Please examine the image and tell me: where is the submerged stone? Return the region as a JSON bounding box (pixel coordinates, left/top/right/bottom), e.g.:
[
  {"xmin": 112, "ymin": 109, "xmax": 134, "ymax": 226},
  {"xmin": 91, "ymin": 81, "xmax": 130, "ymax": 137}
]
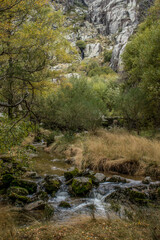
[{"xmin": 71, "ymin": 177, "xmax": 92, "ymax": 196}]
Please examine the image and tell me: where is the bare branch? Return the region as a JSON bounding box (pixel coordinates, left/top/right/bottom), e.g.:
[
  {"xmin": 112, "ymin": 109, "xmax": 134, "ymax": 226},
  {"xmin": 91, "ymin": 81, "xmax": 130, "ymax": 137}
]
[{"xmin": 0, "ymin": 92, "xmax": 29, "ymax": 107}]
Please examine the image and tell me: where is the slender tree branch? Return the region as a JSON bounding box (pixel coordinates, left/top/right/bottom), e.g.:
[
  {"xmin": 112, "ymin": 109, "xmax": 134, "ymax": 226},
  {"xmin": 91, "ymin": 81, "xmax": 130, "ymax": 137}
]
[{"xmin": 0, "ymin": 92, "xmax": 29, "ymax": 107}]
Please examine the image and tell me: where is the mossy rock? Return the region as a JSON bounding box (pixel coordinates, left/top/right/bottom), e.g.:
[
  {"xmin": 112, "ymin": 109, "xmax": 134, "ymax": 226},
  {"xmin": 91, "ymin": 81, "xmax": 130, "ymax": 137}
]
[
  {"xmin": 127, "ymin": 189, "xmax": 148, "ymax": 205},
  {"xmin": 1, "ymin": 174, "xmax": 15, "ymax": 187},
  {"xmin": 106, "ymin": 175, "xmax": 127, "ymax": 183},
  {"xmin": 64, "ymin": 168, "xmax": 79, "ymax": 181},
  {"xmin": 158, "ymin": 188, "xmax": 160, "ymax": 197},
  {"xmin": 59, "ymin": 201, "xmax": 71, "ymax": 208},
  {"xmin": 44, "ymin": 178, "xmax": 61, "ymax": 194},
  {"xmin": 8, "ymin": 186, "xmax": 29, "ymax": 196},
  {"xmin": 7, "ymin": 186, "xmax": 30, "ymax": 203},
  {"xmin": 11, "ymin": 179, "xmax": 37, "ymax": 194},
  {"xmin": 8, "ymin": 192, "xmax": 30, "ymax": 203},
  {"xmin": 37, "ymin": 191, "xmax": 49, "ymax": 201},
  {"xmin": 71, "ymin": 177, "xmax": 92, "ymax": 196}
]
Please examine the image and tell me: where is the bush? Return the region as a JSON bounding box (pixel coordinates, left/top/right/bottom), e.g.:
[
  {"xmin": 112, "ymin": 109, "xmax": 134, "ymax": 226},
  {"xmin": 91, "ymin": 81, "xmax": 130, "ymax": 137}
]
[
  {"xmin": 103, "ymin": 50, "xmax": 112, "ymax": 63},
  {"xmin": 0, "ymin": 117, "xmax": 34, "ymax": 154},
  {"xmin": 35, "ymin": 78, "xmax": 105, "ymax": 132},
  {"xmin": 76, "ymin": 40, "xmax": 86, "ymax": 50},
  {"xmin": 88, "ymin": 66, "xmax": 113, "ymax": 77}
]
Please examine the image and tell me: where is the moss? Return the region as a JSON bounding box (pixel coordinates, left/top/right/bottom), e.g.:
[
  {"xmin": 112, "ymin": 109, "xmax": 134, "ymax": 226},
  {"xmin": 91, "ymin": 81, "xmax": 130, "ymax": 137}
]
[
  {"xmin": 8, "ymin": 186, "xmax": 29, "ymax": 196},
  {"xmin": 64, "ymin": 168, "xmax": 79, "ymax": 181},
  {"xmin": 127, "ymin": 189, "xmax": 148, "ymax": 205},
  {"xmin": 59, "ymin": 201, "xmax": 71, "ymax": 208},
  {"xmin": 71, "ymin": 177, "xmax": 92, "ymax": 196},
  {"xmin": 158, "ymin": 188, "xmax": 160, "ymax": 197},
  {"xmin": 8, "ymin": 192, "xmax": 30, "ymax": 203},
  {"xmin": 26, "ymin": 144, "xmax": 37, "ymax": 152},
  {"xmin": 11, "ymin": 179, "xmax": 37, "ymax": 194},
  {"xmin": 44, "ymin": 179, "xmax": 61, "ymax": 194},
  {"xmin": 37, "ymin": 191, "xmax": 49, "ymax": 201},
  {"xmin": 2, "ymin": 174, "xmax": 15, "ymax": 187}
]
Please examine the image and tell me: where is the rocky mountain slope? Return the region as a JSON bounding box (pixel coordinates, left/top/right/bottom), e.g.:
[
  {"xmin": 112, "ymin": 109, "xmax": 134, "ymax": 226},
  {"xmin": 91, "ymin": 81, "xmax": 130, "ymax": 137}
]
[{"xmin": 56, "ymin": 0, "xmax": 154, "ymax": 71}]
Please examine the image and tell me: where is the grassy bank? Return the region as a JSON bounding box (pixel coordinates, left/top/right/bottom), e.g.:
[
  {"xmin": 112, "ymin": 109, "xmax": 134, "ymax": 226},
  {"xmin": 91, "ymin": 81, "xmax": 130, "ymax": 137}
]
[
  {"xmin": 1, "ymin": 205, "xmax": 160, "ymax": 240},
  {"xmin": 50, "ymin": 128, "xmax": 160, "ymax": 179}
]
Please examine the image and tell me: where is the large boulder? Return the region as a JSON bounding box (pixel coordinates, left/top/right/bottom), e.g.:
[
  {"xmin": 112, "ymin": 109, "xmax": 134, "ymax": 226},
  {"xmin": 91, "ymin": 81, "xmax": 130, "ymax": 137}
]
[
  {"xmin": 71, "ymin": 177, "xmax": 92, "ymax": 196},
  {"xmin": 44, "ymin": 175, "xmax": 61, "ymax": 194},
  {"xmin": 64, "ymin": 167, "xmax": 79, "ymax": 181},
  {"xmin": 106, "ymin": 187, "xmax": 148, "ymax": 205},
  {"xmin": 11, "ymin": 179, "xmax": 37, "ymax": 194}
]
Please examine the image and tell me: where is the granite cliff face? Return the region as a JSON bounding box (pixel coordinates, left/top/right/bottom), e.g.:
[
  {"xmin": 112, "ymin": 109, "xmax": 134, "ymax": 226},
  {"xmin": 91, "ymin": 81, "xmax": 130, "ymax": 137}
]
[
  {"xmin": 57, "ymin": 0, "xmax": 154, "ymax": 71},
  {"xmin": 86, "ymin": 0, "xmax": 154, "ymax": 70}
]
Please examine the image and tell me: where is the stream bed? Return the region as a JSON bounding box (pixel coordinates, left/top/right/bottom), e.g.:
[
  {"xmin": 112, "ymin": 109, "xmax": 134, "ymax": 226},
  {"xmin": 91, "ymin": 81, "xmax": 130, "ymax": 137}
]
[{"xmin": 28, "ymin": 147, "xmax": 160, "ymax": 223}]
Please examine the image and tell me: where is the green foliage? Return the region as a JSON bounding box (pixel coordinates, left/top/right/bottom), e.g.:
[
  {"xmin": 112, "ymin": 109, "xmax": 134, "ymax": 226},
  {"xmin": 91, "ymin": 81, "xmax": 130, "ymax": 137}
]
[
  {"xmin": 0, "ymin": 0, "xmax": 73, "ymax": 118},
  {"xmin": 81, "ymin": 59, "xmax": 113, "ymax": 77},
  {"xmin": 122, "ymin": 0, "xmax": 160, "ymax": 127},
  {"xmin": 0, "ymin": 116, "xmax": 34, "ymax": 154},
  {"xmin": 88, "ymin": 66, "xmax": 113, "ymax": 77},
  {"xmin": 91, "ymin": 75, "xmax": 119, "ymax": 116},
  {"xmin": 103, "ymin": 50, "xmax": 112, "ymax": 63},
  {"xmin": 116, "ymin": 87, "xmax": 148, "ymax": 131},
  {"xmin": 76, "ymin": 40, "xmax": 86, "ymax": 50},
  {"xmin": 35, "ymin": 78, "xmax": 105, "ymax": 132}
]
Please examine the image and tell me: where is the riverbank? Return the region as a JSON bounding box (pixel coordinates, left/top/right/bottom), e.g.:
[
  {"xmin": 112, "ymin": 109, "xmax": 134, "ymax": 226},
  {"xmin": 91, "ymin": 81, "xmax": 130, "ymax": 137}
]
[
  {"xmin": 46, "ymin": 128, "xmax": 160, "ymax": 180},
  {"xmin": 1, "ymin": 128, "xmax": 160, "ymax": 240},
  {"xmin": 1, "ymin": 207, "xmax": 160, "ymax": 240}
]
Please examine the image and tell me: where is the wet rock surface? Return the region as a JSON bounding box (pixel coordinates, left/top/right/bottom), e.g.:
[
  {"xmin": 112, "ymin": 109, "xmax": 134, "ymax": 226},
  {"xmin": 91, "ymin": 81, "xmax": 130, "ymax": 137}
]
[
  {"xmin": 71, "ymin": 177, "xmax": 92, "ymax": 196},
  {"xmin": 0, "ymin": 153, "xmax": 160, "ymax": 222}
]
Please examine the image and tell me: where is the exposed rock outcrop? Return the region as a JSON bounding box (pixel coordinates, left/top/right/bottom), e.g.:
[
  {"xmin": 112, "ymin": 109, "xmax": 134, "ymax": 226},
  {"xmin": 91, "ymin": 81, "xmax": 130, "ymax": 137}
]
[
  {"xmin": 58, "ymin": 0, "xmax": 154, "ymax": 71},
  {"xmin": 86, "ymin": 0, "xmax": 154, "ymax": 70}
]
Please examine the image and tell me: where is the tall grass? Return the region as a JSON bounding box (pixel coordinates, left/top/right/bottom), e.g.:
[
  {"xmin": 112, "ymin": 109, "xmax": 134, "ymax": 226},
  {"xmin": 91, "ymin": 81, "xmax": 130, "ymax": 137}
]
[{"xmin": 81, "ymin": 129, "xmax": 160, "ymax": 176}]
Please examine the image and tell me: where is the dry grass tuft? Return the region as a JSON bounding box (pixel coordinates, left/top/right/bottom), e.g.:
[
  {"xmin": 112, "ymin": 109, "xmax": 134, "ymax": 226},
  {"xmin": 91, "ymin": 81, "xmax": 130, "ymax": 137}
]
[
  {"xmin": 0, "ymin": 205, "xmax": 17, "ymax": 240},
  {"xmin": 81, "ymin": 129, "xmax": 160, "ymax": 177}
]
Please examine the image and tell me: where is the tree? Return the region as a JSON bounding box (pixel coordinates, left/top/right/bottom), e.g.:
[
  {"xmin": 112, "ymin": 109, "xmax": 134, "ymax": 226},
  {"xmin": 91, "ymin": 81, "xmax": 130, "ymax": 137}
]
[
  {"xmin": 34, "ymin": 77, "xmax": 105, "ymax": 132},
  {"xmin": 116, "ymin": 88, "xmax": 148, "ymax": 133},
  {"xmin": 0, "ymin": 0, "xmax": 73, "ymax": 118},
  {"xmin": 122, "ymin": 0, "xmax": 160, "ymax": 127}
]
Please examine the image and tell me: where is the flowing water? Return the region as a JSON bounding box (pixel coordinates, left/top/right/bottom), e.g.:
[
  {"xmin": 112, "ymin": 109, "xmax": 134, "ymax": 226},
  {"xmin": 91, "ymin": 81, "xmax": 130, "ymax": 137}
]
[{"xmin": 30, "ymin": 147, "xmax": 150, "ymax": 222}]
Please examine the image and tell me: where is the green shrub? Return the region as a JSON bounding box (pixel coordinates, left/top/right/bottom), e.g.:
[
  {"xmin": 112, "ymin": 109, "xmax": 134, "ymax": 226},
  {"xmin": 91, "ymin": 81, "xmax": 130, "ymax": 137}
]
[
  {"xmin": 88, "ymin": 66, "xmax": 113, "ymax": 77},
  {"xmin": 35, "ymin": 78, "xmax": 105, "ymax": 132},
  {"xmin": 46, "ymin": 132, "xmax": 55, "ymax": 147},
  {"xmin": 76, "ymin": 40, "xmax": 86, "ymax": 50},
  {"xmin": 103, "ymin": 50, "xmax": 112, "ymax": 62}
]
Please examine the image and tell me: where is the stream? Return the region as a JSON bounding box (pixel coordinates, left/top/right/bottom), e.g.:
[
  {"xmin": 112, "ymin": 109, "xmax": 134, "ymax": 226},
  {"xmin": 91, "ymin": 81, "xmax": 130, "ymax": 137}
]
[{"xmin": 29, "ymin": 147, "xmax": 153, "ymax": 222}]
